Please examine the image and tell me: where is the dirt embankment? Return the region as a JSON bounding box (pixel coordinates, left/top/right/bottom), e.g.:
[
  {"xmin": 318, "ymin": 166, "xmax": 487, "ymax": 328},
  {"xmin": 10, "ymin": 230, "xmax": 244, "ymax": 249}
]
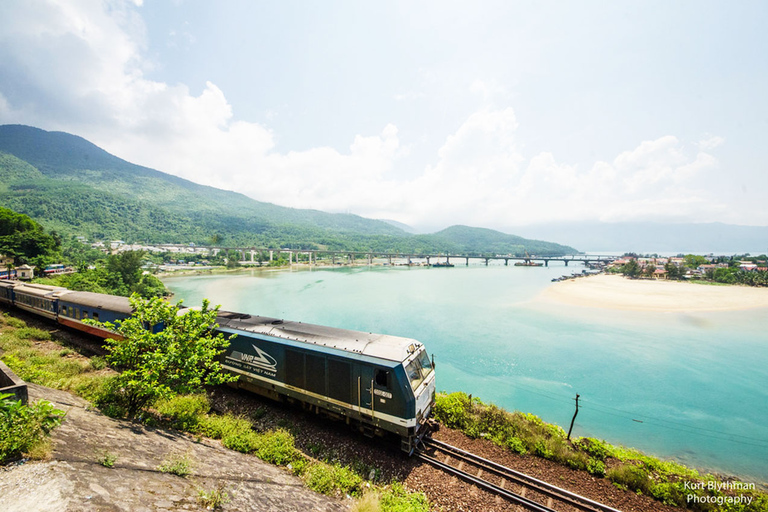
[{"xmin": 0, "ymin": 384, "xmax": 347, "ymax": 512}]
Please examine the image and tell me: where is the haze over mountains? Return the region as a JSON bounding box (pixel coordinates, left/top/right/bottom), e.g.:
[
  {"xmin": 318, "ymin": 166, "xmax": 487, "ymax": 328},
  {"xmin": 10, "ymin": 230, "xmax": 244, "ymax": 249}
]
[
  {"xmin": 0, "ymin": 125, "xmax": 575, "ymax": 256},
  {"xmin": 1, "ymin": 125, "xmax": 764, "ymax": 256}
]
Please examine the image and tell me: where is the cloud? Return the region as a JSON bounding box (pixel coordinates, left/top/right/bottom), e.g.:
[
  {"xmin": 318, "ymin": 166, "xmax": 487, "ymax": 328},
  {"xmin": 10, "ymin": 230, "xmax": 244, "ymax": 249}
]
[{"xmin": 0, "ymin": 0, "xmax": 730, "ymax": 233}]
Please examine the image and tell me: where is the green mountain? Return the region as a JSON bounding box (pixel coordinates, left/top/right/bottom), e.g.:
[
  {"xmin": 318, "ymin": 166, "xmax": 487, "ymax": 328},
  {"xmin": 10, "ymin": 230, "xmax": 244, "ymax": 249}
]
[{"xmin": 0, "ymin": 125, "xmax": 577, "ymax": 256}]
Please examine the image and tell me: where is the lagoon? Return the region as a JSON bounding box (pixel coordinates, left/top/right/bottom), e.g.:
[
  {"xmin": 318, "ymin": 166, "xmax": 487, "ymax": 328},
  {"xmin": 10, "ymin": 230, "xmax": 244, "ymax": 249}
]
[{"xmin": 163, "ymin": 264, "xmax": 768, "ymax": 484}]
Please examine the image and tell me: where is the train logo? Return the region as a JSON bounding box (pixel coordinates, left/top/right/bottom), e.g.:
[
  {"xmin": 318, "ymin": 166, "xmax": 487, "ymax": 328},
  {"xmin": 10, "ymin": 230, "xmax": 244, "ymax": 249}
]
[{"xmin": 228, "ymin": 344, "xmax": 278, "ymax": 375}]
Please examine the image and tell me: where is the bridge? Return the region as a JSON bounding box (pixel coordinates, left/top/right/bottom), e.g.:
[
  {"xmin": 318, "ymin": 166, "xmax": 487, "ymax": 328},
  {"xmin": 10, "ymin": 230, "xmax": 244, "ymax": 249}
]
[{"xmin": 158, "ymin": 244, "xmax": 617, "ymax": 267}]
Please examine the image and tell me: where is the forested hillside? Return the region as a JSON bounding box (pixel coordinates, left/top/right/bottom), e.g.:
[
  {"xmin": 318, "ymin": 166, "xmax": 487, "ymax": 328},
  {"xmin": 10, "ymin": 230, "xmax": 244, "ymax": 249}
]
[{"xmin": 0, "ymin": 125, "xmax": 577, "ymax": 256}]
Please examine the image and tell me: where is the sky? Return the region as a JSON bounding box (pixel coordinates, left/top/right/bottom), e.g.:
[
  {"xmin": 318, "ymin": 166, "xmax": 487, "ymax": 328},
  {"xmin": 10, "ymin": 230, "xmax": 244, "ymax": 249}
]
[{"xmin": 0, "ymin": 0, "xmax": 766, "ymax": 233}]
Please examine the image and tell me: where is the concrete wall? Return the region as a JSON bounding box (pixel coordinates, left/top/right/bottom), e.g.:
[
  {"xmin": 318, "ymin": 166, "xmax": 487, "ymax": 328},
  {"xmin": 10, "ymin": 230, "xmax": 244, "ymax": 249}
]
[{"xmin": 0, "ymin": 359, "xmax": 27, "ymax": 404}]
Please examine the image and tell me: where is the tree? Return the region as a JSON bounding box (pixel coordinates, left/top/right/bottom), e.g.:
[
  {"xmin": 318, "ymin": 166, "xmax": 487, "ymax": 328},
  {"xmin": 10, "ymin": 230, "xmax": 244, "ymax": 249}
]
[
  {"xmin": 93, "ymin": 295, "xmax": 237, "ymax": 417},
  {"xmin": 644, "ymin": 264, "xmax": 656, "ymax": 278},
  {"xmin": 621, "ymin": 259, "xmax": 640, "ymax": 278}
]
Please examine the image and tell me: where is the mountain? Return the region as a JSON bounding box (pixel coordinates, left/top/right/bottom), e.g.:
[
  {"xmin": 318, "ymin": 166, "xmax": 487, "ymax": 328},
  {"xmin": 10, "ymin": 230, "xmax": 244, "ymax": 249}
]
[
  {"xmin": 512, "ymin": 222, "xmax": 768, "ymax": 255},
  {"xmin": 0, "ymin": 124, "xmax": 577, "ymax": 256}
]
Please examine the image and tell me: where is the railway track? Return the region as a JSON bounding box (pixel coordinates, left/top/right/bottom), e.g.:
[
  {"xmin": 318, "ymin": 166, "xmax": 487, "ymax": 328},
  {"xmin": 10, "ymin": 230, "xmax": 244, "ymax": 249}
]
[{"xmin": 416, "ymin": 437, "xmax": 622, "ymax": 512}]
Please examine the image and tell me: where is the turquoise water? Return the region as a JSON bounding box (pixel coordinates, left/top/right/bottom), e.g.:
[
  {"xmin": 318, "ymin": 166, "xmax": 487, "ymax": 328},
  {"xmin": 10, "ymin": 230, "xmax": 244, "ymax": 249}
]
[{"xmin": 163, "ymin": 265, "xmax": 768, "ymax": 483}]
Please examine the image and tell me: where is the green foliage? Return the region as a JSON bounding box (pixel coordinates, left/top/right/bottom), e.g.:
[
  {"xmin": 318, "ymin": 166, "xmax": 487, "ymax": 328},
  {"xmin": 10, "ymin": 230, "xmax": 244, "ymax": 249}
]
[
  {"xmin": 13, "ymin": 327, "xmax": 52, "ymax": 341},
  {"xmin": 0, "ymin": 205, "xmax": 61, "ymax": 266},
  {"xmin": 301, "ymin": 461, "xmax": 364, "ymax": 498},
  {"xmin": 377, "ymin": 482, "xmax": 431, "ymax": 512},
  {"xmin": 97, "ymin": 450, "xmax": 117, "ymax": 468},
  {"xmin": 621, "ymin": 259, "xmax": 641, "ymax": 278},
  {"xmin": 0, "ymin": 393, "xmax": 65, "ymax": 463},
  {"xmin": 158, "ymin": 451, "xmax": 194, "ymax": 477},
  {"xmin": 4, "ymin": 316, "xmax": 26, "ymax": 328},
  {"xmin": 91, "ymin": 295, "xmax": 237, "ymax": 417},
  {"xmin": 197, "ymin": 414, "xmax": 253, "ymax": 440},
  {"xmin": 43, "ymin": 263, "xmax": 168, "ymax": 298},
  {"xmin": 154, "ymin": 393, "xmax": 211, "ymax": 431},
  {"xmin": 586, "ymin": 458, "xmax": 606, "ymax": 477},
  {"xmin": 197, "ymin": 484, "xmax": 230, "ymax": 510},
  {"xmin": 574, "ymin": 437, "xmax": 609, "ymax": 461},
  {"xmin": 607, "ymin": 464, "xmax": 652, "ymax": 494},
  {"xmin": 254, "ymin": 429, "xmax": 297, "ymax": 465},
  {"xmin": 0, "ymin": 126, "xmax": 578, "ymax": 254}
]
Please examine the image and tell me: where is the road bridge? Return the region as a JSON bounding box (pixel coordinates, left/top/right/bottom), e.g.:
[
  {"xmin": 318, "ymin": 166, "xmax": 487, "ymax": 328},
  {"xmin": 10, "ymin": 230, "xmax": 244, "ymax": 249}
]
[{"xmin": 156, "ymin": 244, "xmax": 617, "ymax": 267}]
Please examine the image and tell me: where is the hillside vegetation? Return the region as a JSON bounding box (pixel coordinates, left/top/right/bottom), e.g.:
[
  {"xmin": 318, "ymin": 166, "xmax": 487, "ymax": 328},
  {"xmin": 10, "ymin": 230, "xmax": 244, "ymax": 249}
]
[{"xmin": 0, "ymin": 125, "xmax": 577, "ymax": 255}]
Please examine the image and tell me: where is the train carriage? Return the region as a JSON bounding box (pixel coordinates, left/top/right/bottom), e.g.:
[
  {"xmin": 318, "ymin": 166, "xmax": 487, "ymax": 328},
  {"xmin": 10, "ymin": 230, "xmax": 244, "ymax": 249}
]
[
  {"xmin": 56, "ymin": 291, "xmax": 134, "ymax": 339},
  {"xmin": 0, "ymin": 280, "xmax": 18, "ymax": 305},
  {"xmin": 12, "ymin": 283, "xmax": 68, "ymax": 320},
  {"xmin": 216, "ymin": 311, "xmax": 436, "ymax": 453}
]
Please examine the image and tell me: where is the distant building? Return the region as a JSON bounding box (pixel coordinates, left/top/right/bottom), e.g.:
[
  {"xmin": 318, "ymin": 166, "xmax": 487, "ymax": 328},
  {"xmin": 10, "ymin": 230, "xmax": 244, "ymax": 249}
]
[{"xmin": 17, "ymin": 264, "xmax": 35, "ymax": 280}]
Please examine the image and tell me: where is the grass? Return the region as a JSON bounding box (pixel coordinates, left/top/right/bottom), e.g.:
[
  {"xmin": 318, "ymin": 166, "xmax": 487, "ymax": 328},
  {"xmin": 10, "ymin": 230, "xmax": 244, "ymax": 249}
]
[
  {"xmin": 158, "ymin": 451, "xmax": 194, "ymax": 477},
  {"xmin": 197, "ymin": 484, "xmax": 230, "ymax": 510},
  {"xmin": 433, "ymin": 392, "xmax": 768, "ymax": 511},
  {"xmin": 0, "ymin": 311, "xmax": 430, "ymax": 510}
]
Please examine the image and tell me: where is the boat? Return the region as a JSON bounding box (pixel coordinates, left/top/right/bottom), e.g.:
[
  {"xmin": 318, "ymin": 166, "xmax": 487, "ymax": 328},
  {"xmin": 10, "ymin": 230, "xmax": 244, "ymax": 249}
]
[{"xmin": 431, "ymin": 262, "xmax": 454, "ymax": 268}]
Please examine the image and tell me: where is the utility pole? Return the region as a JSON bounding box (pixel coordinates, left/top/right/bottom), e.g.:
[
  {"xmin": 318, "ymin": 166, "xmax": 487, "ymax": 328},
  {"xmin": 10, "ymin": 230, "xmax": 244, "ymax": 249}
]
[{"xmin": 567, "ymin": 394, "xmax": 580, "ymax": 441}]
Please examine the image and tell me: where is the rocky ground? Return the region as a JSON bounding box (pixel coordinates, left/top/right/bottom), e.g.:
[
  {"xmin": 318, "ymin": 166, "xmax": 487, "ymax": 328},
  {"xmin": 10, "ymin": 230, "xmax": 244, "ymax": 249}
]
[{"xmin": 0, "ymin": 384, "xmax": 347, "ymax": 512}]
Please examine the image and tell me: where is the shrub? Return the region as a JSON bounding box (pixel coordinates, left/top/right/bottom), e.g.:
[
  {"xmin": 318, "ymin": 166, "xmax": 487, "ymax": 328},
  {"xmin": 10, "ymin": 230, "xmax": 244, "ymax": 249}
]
[
  {"xmin": 155, "ymin": 393, "xmax": 210, "ymax": 431},
  {"xmin": 302, "ymin": 462, "xmax": 364, "ymax": 497},
  {"xmin": 222, "ymin": 429, "xmax": 261, "ymax": 453},
  {"xmin": 586, "ymin": 458, "xmax": 606, "ymax": 477},
  {"xmin": 0, "ymin": 393, "xmax": 65, "ymax": 463},
  {"xmin": 607, "ymin": 464, "xmax": 652, "ymax": 494},
  {"xmin": 575, "ymin": 437, "xmax": 609, "ymax": 461},
  {"xmin": 197, "ymin": 414, "xmax": 252, "ymax": 440},
  {"xmin": 256, "ymin": 429, "xmax": 297, "ymax": 465}
]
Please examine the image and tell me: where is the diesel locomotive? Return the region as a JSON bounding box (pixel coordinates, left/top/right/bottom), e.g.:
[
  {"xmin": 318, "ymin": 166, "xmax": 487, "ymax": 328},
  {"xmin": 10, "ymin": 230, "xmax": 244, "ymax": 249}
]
[{"xmin": 0, "ymin": 280, "xmax": 436, "ymax": 453}]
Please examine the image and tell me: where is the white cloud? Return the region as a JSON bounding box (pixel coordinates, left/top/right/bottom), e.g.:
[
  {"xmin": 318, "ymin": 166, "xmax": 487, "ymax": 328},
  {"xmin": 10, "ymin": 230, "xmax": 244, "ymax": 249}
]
[
  {"xmin": 0, "ymin": 0, "xmax": 733, "ymax": 233},
  {"xmin": 696, "ymin": 135, "xmax": 725, "ymax": 151}
]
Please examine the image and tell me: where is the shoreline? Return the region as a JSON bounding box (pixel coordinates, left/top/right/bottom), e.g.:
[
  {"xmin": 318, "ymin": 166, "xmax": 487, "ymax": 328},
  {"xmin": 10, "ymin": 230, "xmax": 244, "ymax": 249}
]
[{"xmin": 537, "ymin": 273, "xmax": 768, "ymax": 312}]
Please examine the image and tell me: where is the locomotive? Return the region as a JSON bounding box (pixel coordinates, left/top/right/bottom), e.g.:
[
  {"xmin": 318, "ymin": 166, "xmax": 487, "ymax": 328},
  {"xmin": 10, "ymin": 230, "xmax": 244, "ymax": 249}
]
[{"xmin": 0, "ymin": 280, "xmax": 436, "ymax": 453}]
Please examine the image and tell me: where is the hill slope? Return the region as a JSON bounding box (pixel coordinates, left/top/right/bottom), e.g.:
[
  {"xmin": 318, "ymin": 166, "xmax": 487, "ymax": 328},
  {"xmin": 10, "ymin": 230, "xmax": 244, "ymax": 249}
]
[{"xmin": 0, "ymin": 125, "xmax": 577, "ymax": 255}]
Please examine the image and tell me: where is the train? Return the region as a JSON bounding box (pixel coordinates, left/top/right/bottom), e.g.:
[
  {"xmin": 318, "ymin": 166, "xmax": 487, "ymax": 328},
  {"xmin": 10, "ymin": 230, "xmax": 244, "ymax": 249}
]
[{"xmin": 0, "ymin": 280, "xmax": 436, "ymax": 453}]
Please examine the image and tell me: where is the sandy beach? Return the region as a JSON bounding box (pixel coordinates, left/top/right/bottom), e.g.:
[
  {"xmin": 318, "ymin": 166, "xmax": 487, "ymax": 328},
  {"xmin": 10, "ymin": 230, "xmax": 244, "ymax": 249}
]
[{"xmin": 537, "ymin": 273, "xmax": 768, "ymax": 312}]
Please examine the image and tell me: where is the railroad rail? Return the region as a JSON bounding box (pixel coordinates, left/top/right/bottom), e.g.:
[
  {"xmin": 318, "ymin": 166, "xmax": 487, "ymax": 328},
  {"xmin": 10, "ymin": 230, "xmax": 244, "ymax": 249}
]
[{"xmin": 417, "ymin": 437, "xmax": 622, "ymax": 512}]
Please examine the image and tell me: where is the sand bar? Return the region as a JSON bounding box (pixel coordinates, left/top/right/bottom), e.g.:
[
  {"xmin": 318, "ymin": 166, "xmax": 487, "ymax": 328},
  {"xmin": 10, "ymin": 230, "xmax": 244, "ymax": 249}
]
[{"xmin": 537, "ymin": 274, "xmax": 768, "ymax": 312}]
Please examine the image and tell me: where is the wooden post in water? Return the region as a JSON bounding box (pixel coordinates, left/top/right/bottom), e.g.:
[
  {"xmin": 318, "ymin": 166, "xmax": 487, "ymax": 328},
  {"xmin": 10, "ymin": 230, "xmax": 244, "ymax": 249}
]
[{"xmin": 567, "ymin": 394, "xmax": 580, "ymax": 440}]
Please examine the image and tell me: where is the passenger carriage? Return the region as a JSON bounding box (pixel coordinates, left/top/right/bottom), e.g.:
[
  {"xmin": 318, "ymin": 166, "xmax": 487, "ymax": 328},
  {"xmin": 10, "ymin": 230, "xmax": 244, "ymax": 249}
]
[
  {"xmin": 56, "ymin": 291, "xmax": 133, "ymax": 339},
  {"xmin": 12, "ymin": 283, "xmax": 68, "ymax": 320}
]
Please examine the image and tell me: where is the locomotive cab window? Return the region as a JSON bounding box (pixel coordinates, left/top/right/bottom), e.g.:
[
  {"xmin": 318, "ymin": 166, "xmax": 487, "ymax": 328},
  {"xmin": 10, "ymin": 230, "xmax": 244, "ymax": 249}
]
[
  {"xmin": 405, "ymin": 349, "xmax": 433, "ymax": 390},
  {"xmin": 93, "ymin": 311, "xmax": 99, "ymax": 321},
  {"xmin": 375, "ymin": 369, "xmax": 390, "ymax": 389}
]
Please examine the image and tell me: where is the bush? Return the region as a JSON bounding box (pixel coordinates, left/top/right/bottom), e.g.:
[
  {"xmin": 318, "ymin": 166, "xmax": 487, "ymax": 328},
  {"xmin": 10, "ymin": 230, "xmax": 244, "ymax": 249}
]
[
  {"xmin": 155, "ymin": 393, "xmax": 210, "ymax": 431},
  {"xmin": 256, "ymin": 429, "xmax": 297, "ymax": 465},
  {"xmin": 0, "ymin": 393, "xmax": 65, "ymax": 463},
  {"xmin": 586, "ymin": 458, "xmax": 606, "ymax": 477},
  {"xmin": 302, "ymin": 462, "xmax": 364, "ymax": 497},
  {"xmin": 222, "ymin": 429, "xmax": 261, "ymax": 453},
  {"xmin": 607, "ymin": 464, "xmax": 652, "ymax": 494},
  {"xmin": 575, "ymin": 437, "xmax": 609, "ymax": 461},
  {"xmin": 197, "ymin": 414, "xmax": 253, "ymax": 440}
]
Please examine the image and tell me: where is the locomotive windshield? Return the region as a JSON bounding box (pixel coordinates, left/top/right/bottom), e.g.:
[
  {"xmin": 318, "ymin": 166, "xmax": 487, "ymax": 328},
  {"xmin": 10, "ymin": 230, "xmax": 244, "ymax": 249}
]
[{"xmin": 405, "ymin": 349, "xmax": 433, "ymax": 390}]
